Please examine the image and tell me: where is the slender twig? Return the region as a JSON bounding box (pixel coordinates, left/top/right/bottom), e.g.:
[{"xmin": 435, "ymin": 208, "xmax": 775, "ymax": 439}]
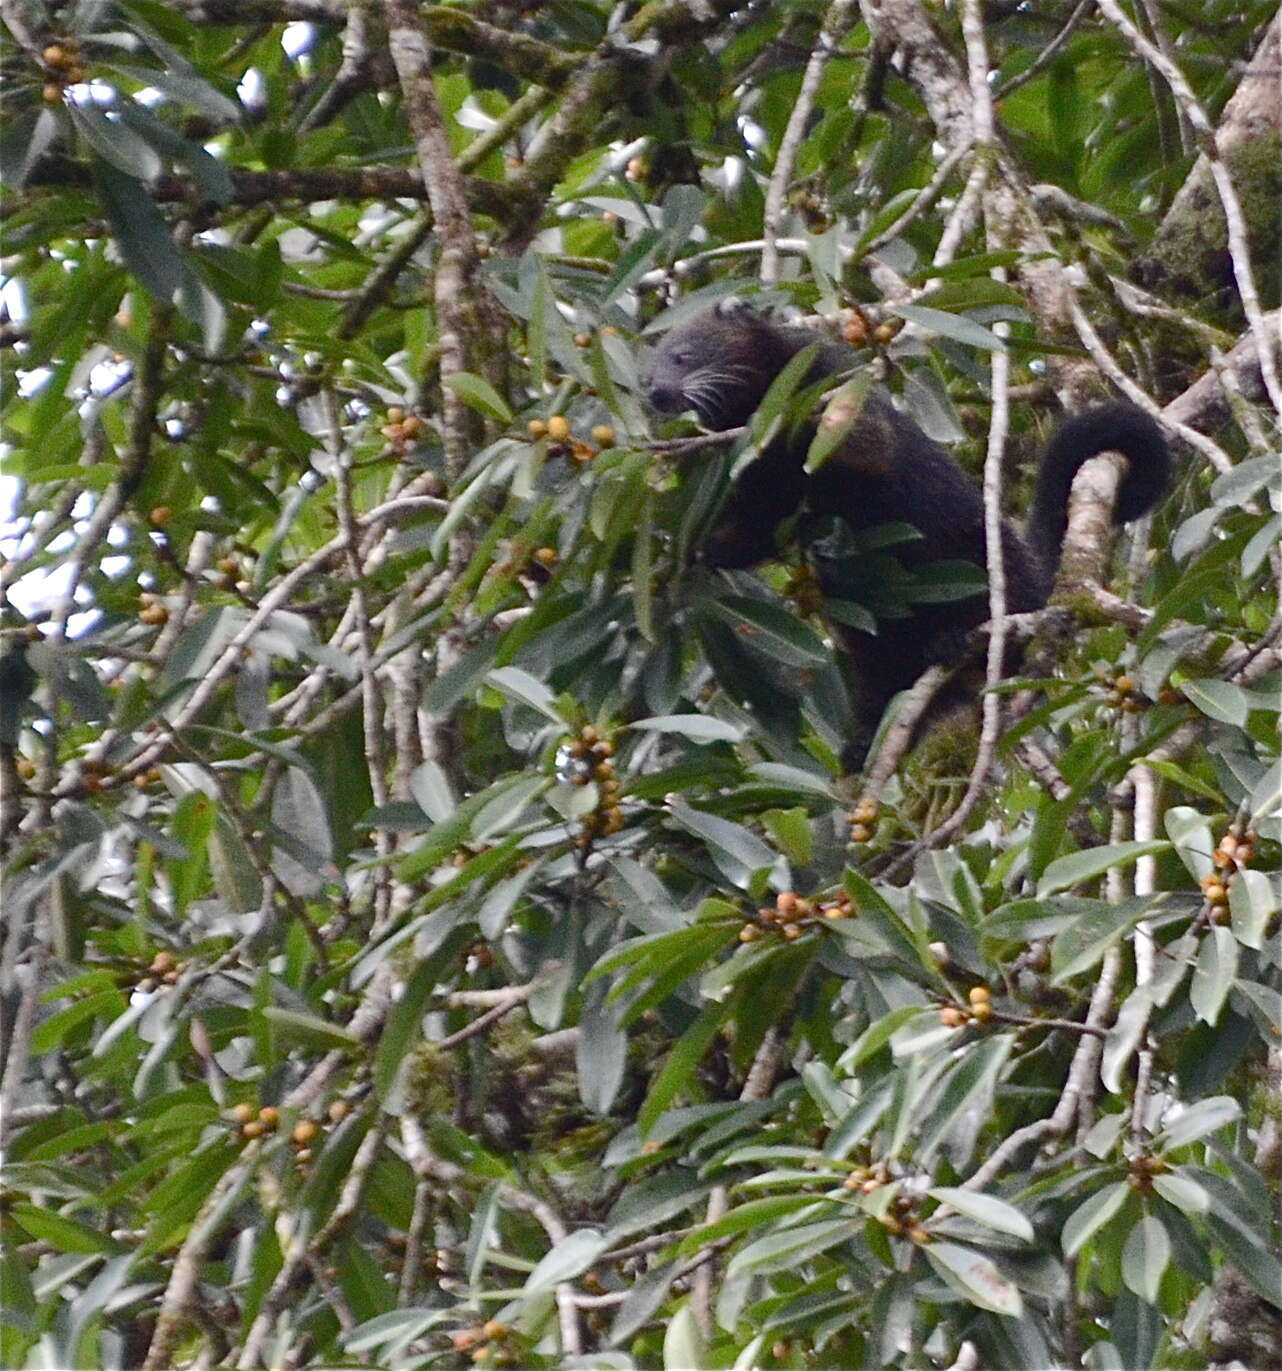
[{"xmin": 761, "ymin": 0, "xmax": 858, "ymax": 286}]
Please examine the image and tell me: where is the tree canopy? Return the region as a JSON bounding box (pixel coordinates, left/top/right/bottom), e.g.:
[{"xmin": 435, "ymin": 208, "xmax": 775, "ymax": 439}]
[{"xmin": 1, "ymin": 1, "xmax": 1279, "ymax": 1369}]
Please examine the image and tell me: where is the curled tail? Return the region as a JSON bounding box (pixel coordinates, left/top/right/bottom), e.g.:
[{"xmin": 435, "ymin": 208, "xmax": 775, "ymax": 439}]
[{"xmin": 1026, "ymin": 402, "xmax": 1171, "ymax": 568}]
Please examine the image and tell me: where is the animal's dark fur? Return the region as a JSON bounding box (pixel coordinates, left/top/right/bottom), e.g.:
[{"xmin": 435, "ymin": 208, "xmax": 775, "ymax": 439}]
[{"xmin": 645, "ymin": 299, "xmax": 1171, "ymax": 763}]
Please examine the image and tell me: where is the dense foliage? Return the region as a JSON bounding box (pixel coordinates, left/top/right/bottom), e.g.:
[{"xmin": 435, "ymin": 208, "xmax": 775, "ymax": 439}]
[{"xmin": 1, "ymin": 1, "xmax": 1279, "ymax": 1369}]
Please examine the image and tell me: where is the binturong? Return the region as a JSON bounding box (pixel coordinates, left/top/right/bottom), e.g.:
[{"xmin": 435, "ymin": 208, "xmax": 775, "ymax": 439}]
[{"xmin": 645, "ymin": 298, "xmax": 1171, "ymax": 766}]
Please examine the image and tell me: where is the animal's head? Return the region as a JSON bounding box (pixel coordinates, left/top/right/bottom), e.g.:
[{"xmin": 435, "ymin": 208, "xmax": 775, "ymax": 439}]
[{"xmin": 644, "ymin": 298, "xmax": 789, "ymax": 430}]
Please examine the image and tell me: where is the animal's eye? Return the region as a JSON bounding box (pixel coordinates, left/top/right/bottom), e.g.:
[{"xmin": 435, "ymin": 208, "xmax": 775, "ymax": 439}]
[{"xmin": 671, "ymin": 348, "xmax": 691, "ymax": 366}]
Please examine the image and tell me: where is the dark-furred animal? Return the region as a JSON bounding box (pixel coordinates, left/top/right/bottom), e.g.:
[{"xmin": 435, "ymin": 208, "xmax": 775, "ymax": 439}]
[{"xmin": 645, "ymin": 298, "xmax": 1170, "ymax": 763}]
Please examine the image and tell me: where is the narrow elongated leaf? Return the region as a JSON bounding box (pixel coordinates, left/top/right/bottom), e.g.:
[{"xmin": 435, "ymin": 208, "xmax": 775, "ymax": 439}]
[
  {"xmin": 666, "ymin": 799, "xmax": 775, "ymax": 875},
  {"xmin": 1121, "ymin": 1214, "xmax": 1169, "ymax": 1304},
  {"xmin": 928, "ymin": 1187, "xmax": 1033, "ymax": 1242},
  {"xmin": 522, "ymin": 1229, "xmax": 609, "ymax": 1294},
  {"xmin": 706, "ymin": 596, "xmax": 830, "ymax": 667},
  {"xmin": 1038, "ymin": 842, "xmax": 1169, "ymax": 898},
  {"xmin": 924, "ymin": 1241, "xmax": 1022, "ymax": 1316},
  {"xmin": 441, "ymin": 371, "xmax": 513, "ymax": 423},
  {"xmin": 1189, "ymin": 926, "xmax": 1238, "ymax": 1026},
  {"xmin": 664, "ymin": 1303, "xmax": 706, "ymax": 1371},
  {"xmin": 1064, "ymin": 1183, "xmax": 1130, "ymax": 1257},
  {"xmin": 486, "ymin": 666, "xmax": 564, "ymax": 721},
  {"xmin": 630, "ymin": 714, "xmax": 745, "ymax": 742},
  {"xmin": 891, "ymin": 304, "xmax": 1007, "ymax": 352},
  {"xmin": 1156, "ymin": 1096, "xmax": 1242, "ymax": 1151}
]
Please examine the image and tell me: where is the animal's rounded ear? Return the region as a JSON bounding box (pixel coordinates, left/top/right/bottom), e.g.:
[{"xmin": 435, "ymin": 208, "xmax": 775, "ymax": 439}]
[{"xmin": 715, "ymin": 296, "xmax": 749, "ymax": 318}]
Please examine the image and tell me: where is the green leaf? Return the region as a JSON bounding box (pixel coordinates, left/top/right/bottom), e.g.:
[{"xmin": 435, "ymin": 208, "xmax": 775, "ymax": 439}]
[
  {"xmin": 666, "ymin": 798, "xmax": 775, "ymax": 878},
  {"xmin": 924, "ymin": 1241, "xmax": 1023, "ymax": 1316},
  {"xmin": 441, "ymin": 371, "xmax": 513, "ymax": 423},
  {"xmin": 674, "ymin": 1196, "xmax": 820, "ymax": 1256},
  {"xmin": 891, "ymin": 304, "xmax": 1007, "ymax": 352},
  {"xmin": 1121, "ymin": 1213, "xmax": 1169, "ymax": 1304},
  {"xmin": 258, "ymin": 1007, "xmax": 360, "ymax": 1050},
  {"xmin": 750, "ymin": 341, "xmax": 822, "ymax": 442},
  {"xmin": 928, "ymin": 1187, "xmax": 1034, "ymax": 1242},
  {"xmin": 806, "ymin": 373, "xmax": 873, "ymax": 472},
  {"xmin": 70, "ymin": 104, "xmax": 162, "ymax": 179},
  {"xmin": 577, "ymin": 988, "xmax": 628, "ymax": 1116},
  {"xmin": 1037, "ymin": 842, "xmax": 1169, "ymax": 898},
  {"xmin": 836, "ymin": 1005, "xmax": 927, "ymax": 1072},
  {"xmin": 1150, "ymin": 1171, "xmax": 1210, "ymax": 1214},
  {"xmin": 1189, "ymin": 926, "xmax": 1238, "ymax": 1026},
  {"xmin": 1229, "ymin": 868, "xmax": 1279, "ymax": 949},
  {"xmin": 1063, "ymin": 1182, "xmax": 1129, "ymax": 1257},
  {"xmin": 1050, "ymin": 896, "xmax": 1153, "ymax": 982},
  {"xmin": 630, "ymin": 713, "xmax": 745, "ymax": 742},
  {"xmin": 726, "ymin": 1217, "xmax": 856, "ymax": 1278},
  {"xmin": 485, "ymin": 666, "xmax": 565, "ymax": 722},
  {"xmin": 522, "ymin": 1228, "xmax": 609, "ymax": 1295},
  {"xmin": 918, "ymin": 1035, "xmax": 1013, "ymax": 1162},
  {"xmin": 91, "ymin": 159, "xmax": 183, "ymax": 298},
  {"xmin": 663, "ymin": 1303, "xmax": 707, "ymax": 1371},
  {"xmin": 1156, "ymin": 1095, "xmax": 1242, "ymax": 1151},
  {"xmin": 1164, "ymin": 806, "xmax": 1215, "ymax": 883},
  {"xmin": 1209, "ymin": 454, "xmax": 1279, "ymax": 507},
  {"xmin": 1180, "ymin": 679, "xmax": 1249, "ymax": 726},
  {"xmin": 640, "ymin": 1007, "xmax": 728, "ymax": 1136},
  {"xmin": 11, "ymin": 1204, "xmax": 119, "ymax": 1255},
  {"xmin": 705, "ymin": 596, "xmax": 831, "ymax": 667},
  {"xmin": 372, "ymin": 957, "xmax": 439, "ymax": 1099}
]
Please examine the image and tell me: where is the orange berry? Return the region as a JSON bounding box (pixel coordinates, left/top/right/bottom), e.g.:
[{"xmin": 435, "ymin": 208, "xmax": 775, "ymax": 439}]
[
  {"xmin": 546, "ymin": 415, "xmax": 571, "ymax": 443},
  {"xmin": 292, "ymin": 1120, "xmax": 318, "ymax": 1145},
  {"xmin": 533, "ymin": 546, "xmax": 558, "ymax": 566},
  {"xmin": 231, "ymin": 1102, "xmax": 255, "ymax": 1124},
  {"xmin": 590, "ymin": 424, "xmax": 616, "ymax": 447},
  {"xmin": 148, "ymin": 506, "xmax": 172, "ymax": 527},
  {"xmin": 527, "ymin": 418, "xmax": 547, "ymax": 439}
]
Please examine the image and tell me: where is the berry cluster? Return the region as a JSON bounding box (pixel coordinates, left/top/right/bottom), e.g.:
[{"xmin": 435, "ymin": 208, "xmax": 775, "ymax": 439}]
[
  {"xmin": 450, "ymin": 1319, "xmax": 518, "ymax": 1366},
  {"xmin": 1201, "ymin": 828, "xmax": 1257, "ymax": 923},
  {"xmin": 526, "ymin": 415, "xmax": 615, "ymax": 462},
  {"xmin": 939, "ymin": 984, "xmax": 993, "ymax": 1028},
  {"xmin": 40, "ymin": 38, "xmax": 85, "ymax": 101},
  {"xmin": 567, "ymin": 725, "xmax": 622, "ymax": 844},
  {"xmin": 848, "ymin": 795, "xmax": 878, "ymax": 845},
  {"xmin": 738, "ymin": 889, "xmax": 854, "ymax": 943},
  {"xmin": 1105, "ymin": 672, "xmax": 1146, "ymax": 713},
  {"xmin": 133, "ymin": 950, "xmax": 183, "ymax": 992},
  {"xmin": 380, "ymin": 406, "xmax": 424, "ymax": 454},
  {"xmin": 841, "ymin": 1165, "xmax": 930, "ymax": 1242},
  {"xmin": 228, "ymin": 1098, "xmax": 348, "ymax": 1166}
]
